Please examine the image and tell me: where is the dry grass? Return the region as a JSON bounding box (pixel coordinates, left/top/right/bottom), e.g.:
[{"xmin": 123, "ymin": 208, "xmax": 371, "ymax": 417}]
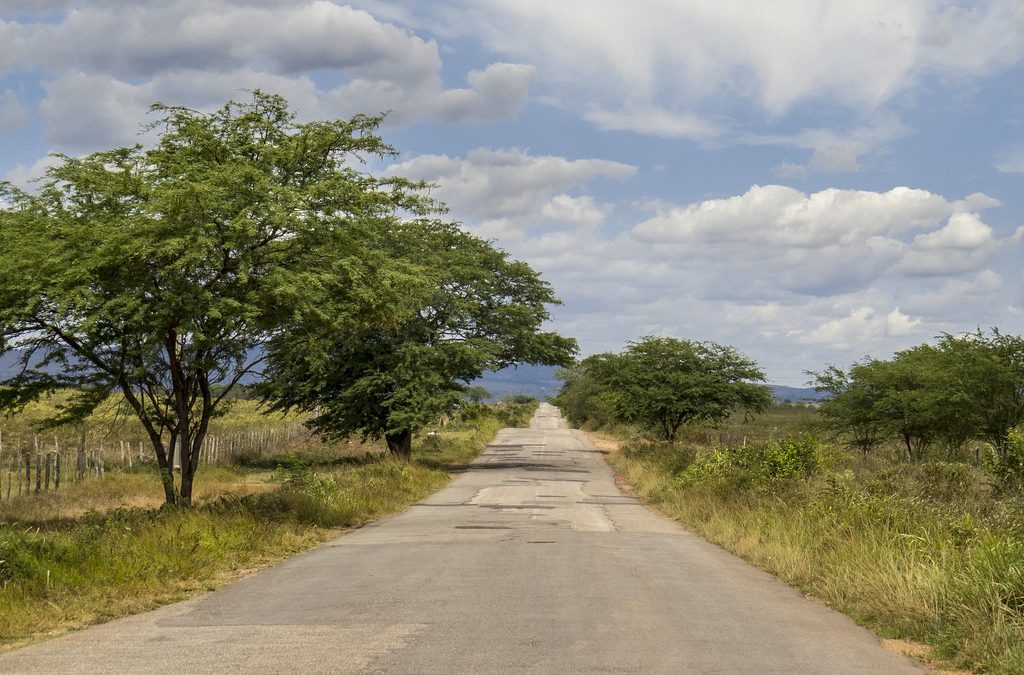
[
  {"xmin": 0, "ymin": 408, "xmax": 510, "ymax": 651},
  {"xmin": 602, "ymin": 408, "xmax": 1024, "ymax": 674}
]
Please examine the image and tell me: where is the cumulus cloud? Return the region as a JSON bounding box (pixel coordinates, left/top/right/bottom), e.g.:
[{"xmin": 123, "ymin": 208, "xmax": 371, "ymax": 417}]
[
  {"xmin": 541, "ymin": 195, "xmax": 610, "ymax": 228},
  {"xmin": 4, "ymin": 1, "xmax": 534, "ymax": 154},
  {"xmin": 800, "ymin": 307, "xmax": 922, "ymax": 350},
  {"xmin": 630, "ymin": 184, "xmax": 1014, "ymax": 296},
  {"xmin": 384, "ymin": 148, "xmax": 636, "ymax": 234},
  {"xmin": 382, "ymin": 143, "xmax": 1020, "ymax": 380}
]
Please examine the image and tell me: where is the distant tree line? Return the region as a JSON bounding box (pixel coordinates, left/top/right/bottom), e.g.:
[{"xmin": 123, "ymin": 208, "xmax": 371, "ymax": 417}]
[
  {"xmin": 553, "ymin": 336, "xmax": 772, "ymax": 442},
  {"xmin": 810, "ymin": 329, "xmax": 1024, "ymax": 471}
]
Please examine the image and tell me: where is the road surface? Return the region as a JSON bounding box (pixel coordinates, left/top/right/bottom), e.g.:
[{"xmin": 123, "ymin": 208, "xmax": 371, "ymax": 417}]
[{"xmin": 0, "ymin": 403, "xmax": 922, "ymax": 673}]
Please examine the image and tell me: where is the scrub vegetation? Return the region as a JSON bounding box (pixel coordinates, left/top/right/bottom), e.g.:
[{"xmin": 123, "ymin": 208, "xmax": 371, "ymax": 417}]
[{"xmin": 559, "ymin": 334, "xmax": 1024, "ymax": 674}]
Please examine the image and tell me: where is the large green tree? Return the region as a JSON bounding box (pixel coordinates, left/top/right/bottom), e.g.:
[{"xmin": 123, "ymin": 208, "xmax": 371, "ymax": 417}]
[
  {"xmin": 556, "ymin": 336, "xmax": 770, "ymax": 442},
  {"xmin": 260, "ymin": 219, "xmax": 578, "ymax": 458},
  {"xmin": 0, "ymin": 92, "xmax": 425, "ymax": 505}
]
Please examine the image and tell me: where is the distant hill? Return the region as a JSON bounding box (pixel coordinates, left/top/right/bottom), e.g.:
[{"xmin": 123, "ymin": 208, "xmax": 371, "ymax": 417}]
[
  {"xmin": 472, "ymin": 364, "xmax": 561, "ymax": 401},
  {"xmin": 473, "ymin": 365, "xmax": 828, "ymax": 405},
  {"xmin": 771, "ymin": 385, "xmax": 828, "ymax": 403}
]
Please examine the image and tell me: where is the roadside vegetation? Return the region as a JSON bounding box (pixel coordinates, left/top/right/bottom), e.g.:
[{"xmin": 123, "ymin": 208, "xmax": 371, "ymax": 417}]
[
  {"xmin": 0, "ymin": 396, "xmax": 537, "ymax": 650},
  {"xmin": 556, "ymin": 334, "xmax": 1024, "ymax": 674}
]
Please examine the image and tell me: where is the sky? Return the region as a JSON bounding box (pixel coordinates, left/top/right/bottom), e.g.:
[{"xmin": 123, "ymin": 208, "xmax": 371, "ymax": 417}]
[{"xmin": 1, "ymin": 1, "xmax": 1023, "ymax": 385}]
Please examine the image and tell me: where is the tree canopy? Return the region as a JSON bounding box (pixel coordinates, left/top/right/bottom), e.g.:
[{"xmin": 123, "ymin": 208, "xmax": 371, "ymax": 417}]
[
  {"xmin": 810, "ymin": 329, "xmax": 1024, "ymax": 463},
  {"xmin": 259, "ymin": 219, "xmax": 578, "ymax": 457},
  {"xmin": 0, "ymin": 92, "xmax": 429, "ymax": 505},
  {"xmin": 554, "ymin": 336, "xmax": 771, "ymax": 442}
]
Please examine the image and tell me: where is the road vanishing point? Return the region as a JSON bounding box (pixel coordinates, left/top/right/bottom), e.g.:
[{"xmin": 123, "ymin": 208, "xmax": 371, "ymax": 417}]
[{"xmin": 1, "ymin": 403, "xmax": 923, "ymax": 673}]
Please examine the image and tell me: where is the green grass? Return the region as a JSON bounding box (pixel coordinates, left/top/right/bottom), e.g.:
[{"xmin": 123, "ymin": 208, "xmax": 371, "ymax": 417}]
[
  {"xmin": 604, "ymin": 407, "xmax": 1024, "ymax": 674},
  {"xmin": 0, "ymin": 408, "xmax": 514, "ymax": 651}
]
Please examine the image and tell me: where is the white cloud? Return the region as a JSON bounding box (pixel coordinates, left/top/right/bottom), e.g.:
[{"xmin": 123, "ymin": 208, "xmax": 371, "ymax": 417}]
[
  {"xmin": 585, "ymin": 105, "xmax": 723, "ymax": 142},
  {"xmin": 6, "ymin": 2, "xmax": 535, "ymax": 154},
  {"xmin": 3, "ymin": 155, "xmax": 62, "ymax": 191},
  {"xmin": 632, "ymin": 185, "xmax": 951, "ymax": 248},
  {"xmin": 628, "ymin": 184, "xmax": 1017, "ymax": 298},
  {"xmin": 902, "ymin": 270, "xmax": 1005, "ymax": 321},
  {"xmin": 540, "ymin": 195, "xmax": 610, "ymax": 228},
  {"xmin": 757, "ymin": 117, "xmax": 908, "ymax": 174},
  {"xmin": 800, "ymin": 307, "xmax": 922, "ymax": 349},
  {"xmin": 422, "ymin": 0, "xmax": 1022, "ymax": 170},
  {"xmin": 443, "ymin": 0, "xmax": 1023, "ymax": 115},
  {"xmin": 0, "ymin": 89, "xmax": 29, "ymax": 133},
  {"xmin": 384, "ymin": 147, "xmax": 636, "ymax": 225}
]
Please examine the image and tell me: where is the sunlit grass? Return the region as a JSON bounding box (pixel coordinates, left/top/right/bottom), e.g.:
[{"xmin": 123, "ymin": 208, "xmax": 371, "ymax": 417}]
[{"xmin": 605, "ymin": 408, "xmax": 1024, "ymax": 674}]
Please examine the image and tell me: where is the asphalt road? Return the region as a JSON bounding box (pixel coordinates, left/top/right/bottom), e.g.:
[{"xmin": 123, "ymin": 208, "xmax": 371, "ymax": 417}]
[{"xmin": 0, "ymin": 403, "xmax": 923, "ymax": 673}]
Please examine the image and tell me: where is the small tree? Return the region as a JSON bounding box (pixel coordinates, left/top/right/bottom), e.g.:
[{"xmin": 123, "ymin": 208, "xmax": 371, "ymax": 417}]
[
  {"xmin": 0, "ymin": 92, "xmax": 424, "ymax": 505},
  {"xmin": 939, "ymin": 329, "xmax": 1024, "ymax": 458},
  {"xmin": 552, "ymin": 353, "xmax": 621, "ymax": 429},
  {"xmin": 602, "ymin": 336, "xmax": 770, "ymax": 442},
  {"xmin": 810, "ymin": 364, "xmax": 886, "ymax": 455},
  {"xmin": 260, "ymin": 219, "xmax": 577, "ymax": 458}
]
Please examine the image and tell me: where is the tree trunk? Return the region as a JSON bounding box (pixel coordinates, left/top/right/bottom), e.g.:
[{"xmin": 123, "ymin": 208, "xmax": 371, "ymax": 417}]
[
  {"xmin": 179, "ymin": 462, "xmax": 194, "ymax": 507},
  {"xmin": 385, "ymin": 430, "xmax": 413, "ymax": 460}
]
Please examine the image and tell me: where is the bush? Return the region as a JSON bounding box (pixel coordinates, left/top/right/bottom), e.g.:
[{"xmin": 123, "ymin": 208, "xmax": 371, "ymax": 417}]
[
  {"xmin": 991, "ymin": 429, "xmax": 1024, "ymax": 488},
  {"xmin": 679, "ymin": 435, "xmax": 826, "ymax": 490},
  {"xmin": 760, "ymin": 436, "xmax": 822, "ymax": 481}
]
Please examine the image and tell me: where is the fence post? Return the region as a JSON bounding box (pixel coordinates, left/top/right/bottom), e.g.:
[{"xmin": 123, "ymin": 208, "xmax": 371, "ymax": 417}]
[
  {"xmin": 77, "ymin": 423, "xmax": 87, "ymax": 481},
  {"xmin": 35, "ymin": 444, "xmax": 41, "ymax": 494}
]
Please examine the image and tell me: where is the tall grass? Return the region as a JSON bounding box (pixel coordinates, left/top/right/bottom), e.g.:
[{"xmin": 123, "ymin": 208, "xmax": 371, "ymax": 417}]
[{"xmin": 607, "ymin": 415, "xmax": 1024, "ymax": 674}]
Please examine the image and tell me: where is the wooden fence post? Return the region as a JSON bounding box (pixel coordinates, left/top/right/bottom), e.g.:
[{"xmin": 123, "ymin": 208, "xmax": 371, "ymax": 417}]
[
  {"xmin": 35, "ymin": 445, "xmax": 41, "ymax": 494},
  {"xmin": 77, "ymin": 423, "xmax": 87, "ymax": 482}
]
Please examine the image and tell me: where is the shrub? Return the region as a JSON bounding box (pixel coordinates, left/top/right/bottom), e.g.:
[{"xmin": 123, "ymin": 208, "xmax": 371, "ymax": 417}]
[{"xmin": 760, "ymin": 435, "xmax": 822, "ymax": 481}]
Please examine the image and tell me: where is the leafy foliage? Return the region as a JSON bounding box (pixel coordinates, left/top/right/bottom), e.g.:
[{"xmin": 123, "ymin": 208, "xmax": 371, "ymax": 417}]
[
  {"xmin": 0, "ymin": 92, "xmax": 426, "ymax": 504},
  {"xmin": 811, "ymin": 329, "xmax": 1024, "ymax": 469},
  {"xmin": 260, "ymin": 220, "xmax": 576, "ymax": 457},
  {"xmin": 555, "ymin": 336, "xmax": 771, "ymax": 441}
]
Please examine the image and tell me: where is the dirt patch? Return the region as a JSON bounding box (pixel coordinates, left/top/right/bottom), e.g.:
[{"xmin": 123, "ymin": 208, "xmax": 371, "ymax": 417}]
[
  {"xmin": 587, "ymin": 433, "xmax": 622, "ymax": 455},
  {"xmin": 882, "ymin": 639, "xmax": 972, "ymax": 674}
]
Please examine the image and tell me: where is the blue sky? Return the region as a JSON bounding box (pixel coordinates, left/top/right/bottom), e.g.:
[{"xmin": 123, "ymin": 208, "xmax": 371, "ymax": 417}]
[{"xmin": 2, "ymin": 1, "xmax": 1023, "ymax": 384}]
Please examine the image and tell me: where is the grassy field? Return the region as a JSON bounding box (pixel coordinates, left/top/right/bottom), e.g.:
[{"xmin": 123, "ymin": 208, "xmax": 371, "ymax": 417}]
[
  {"xmin": 598, "ymin": 406, "xmax": 1024, "ymax": 674},
  {"xmin": 0, "ymin": 399, "xmax": 535, "ymax": 651}
]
